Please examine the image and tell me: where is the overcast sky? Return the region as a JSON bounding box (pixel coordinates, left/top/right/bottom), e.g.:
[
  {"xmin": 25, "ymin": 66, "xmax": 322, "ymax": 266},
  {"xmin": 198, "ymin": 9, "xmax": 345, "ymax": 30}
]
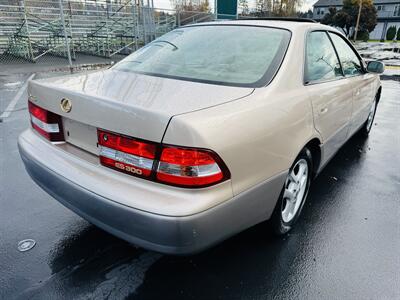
[{"xmin": 152, "ymin": 0, "xmax": 315, "ymax": 12}]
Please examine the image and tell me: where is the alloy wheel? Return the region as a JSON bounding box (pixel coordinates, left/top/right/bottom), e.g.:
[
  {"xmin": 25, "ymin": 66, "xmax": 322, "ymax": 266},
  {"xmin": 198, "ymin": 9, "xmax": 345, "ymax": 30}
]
[{"xmin": 281, "ymin": 159, "xmax": 309, "ymax": 223}]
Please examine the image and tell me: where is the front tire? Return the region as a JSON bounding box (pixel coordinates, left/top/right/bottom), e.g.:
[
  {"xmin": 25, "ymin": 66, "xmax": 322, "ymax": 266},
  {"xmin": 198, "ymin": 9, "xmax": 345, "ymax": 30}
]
[
  {"xmin": 271, "ymin": 148, "xmax": 312, "ymax": 235},
  {"xmin": 360, "ymin": 98, "xmax": 378, "ymax": 137}
]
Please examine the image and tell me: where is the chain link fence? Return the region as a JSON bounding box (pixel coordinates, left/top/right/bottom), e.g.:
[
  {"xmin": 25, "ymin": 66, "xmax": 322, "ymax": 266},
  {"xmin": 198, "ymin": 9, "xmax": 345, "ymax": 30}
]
[{"xmin": 0, "ymin": 0, "xmax": 215, "ymax": 72}]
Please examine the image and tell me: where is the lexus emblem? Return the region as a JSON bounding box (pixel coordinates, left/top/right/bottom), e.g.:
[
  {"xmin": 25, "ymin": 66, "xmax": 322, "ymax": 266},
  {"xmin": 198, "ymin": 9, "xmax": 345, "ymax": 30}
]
[{"xmin": 60, "ymin": 98, "xmax": 72, "ymax": 113}]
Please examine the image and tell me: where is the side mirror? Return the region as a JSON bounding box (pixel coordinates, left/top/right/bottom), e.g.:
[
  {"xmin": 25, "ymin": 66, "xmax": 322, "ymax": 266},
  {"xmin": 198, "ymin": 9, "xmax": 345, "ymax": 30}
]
[{"xmin": 366, "ymin": 61, "xmax": 385, "ymax": 74}]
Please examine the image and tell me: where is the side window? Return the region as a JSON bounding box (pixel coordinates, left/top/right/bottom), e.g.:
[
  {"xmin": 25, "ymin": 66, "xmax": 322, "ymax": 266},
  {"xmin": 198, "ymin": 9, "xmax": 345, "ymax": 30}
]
[
  {"xmin": 329, "ymin": 33, "xmax": 363, "ymax": 76},
  {"xmin": 305, "ymin": 31, "xmax": 343, "ymax": 84}
]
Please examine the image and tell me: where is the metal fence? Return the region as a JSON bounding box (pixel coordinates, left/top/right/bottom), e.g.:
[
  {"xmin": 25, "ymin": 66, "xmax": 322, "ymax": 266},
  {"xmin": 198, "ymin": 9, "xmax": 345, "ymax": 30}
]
[{"xmin": 0, "ymin": 0, "xmax": 215, "ymax": 71}]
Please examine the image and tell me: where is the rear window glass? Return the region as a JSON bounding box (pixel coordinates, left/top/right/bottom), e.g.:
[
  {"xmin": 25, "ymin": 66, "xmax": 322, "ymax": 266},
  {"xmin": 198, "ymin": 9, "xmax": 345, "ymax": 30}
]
[{"xmin": 113, "ymin": 25, "xmax": 291, "ymax": 87}]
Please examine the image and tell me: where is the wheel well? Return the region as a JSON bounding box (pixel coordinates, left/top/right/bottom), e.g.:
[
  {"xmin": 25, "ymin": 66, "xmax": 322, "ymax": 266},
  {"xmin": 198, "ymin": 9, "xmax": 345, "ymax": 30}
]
[{"xmin": 305, "ymin": 138, "xmax": 321, "ymax": 177}]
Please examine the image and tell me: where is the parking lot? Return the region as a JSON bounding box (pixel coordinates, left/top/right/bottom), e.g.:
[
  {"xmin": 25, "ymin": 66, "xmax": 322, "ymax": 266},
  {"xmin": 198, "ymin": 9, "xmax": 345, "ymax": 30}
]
[{"xmin": 0, "ymin": 69, "xmax": 399, "ymax": 299}]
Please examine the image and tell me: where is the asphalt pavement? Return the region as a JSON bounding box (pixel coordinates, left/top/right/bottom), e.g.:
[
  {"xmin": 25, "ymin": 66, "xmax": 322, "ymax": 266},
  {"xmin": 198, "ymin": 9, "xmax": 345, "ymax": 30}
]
[{"xmin": 0, "ymin": 70, "xmax": 399, "ymax": 300}]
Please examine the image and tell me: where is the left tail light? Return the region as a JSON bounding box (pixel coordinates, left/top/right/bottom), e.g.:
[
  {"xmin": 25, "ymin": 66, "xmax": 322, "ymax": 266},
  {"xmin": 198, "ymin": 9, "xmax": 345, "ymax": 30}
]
[
  {"xmin": 28, "ymin": 101, "xmax": 64, "ymax": 142},
  {"xmin": 97, "ymin": 129, "xmax": 230, "ymax": 188},
  {"xmin": 98, "ymin": 129, "xmax": 157, "ymax": 178}
]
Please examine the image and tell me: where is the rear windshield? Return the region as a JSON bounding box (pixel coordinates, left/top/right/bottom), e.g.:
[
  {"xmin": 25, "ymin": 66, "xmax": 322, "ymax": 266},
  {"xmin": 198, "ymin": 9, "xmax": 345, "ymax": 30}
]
[{"xmin": 113, "ymin": 25, "xmax": 291, "ymax": 87}]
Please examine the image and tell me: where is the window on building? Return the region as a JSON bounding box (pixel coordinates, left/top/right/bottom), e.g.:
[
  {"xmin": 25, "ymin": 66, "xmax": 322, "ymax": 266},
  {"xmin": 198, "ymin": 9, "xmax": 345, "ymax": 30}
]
[{"xmin": 394, "ymin": 5, "xmax": 400, "ymax": 16}]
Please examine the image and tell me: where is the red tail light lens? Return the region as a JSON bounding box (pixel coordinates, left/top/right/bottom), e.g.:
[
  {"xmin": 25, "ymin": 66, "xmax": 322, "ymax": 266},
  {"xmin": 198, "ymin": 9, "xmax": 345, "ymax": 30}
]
[
  {"xmin": 98, "ymin": 129, "xmax": 157, "ymax": 178},
  {"xmin": 97, "ymin": 129, "xmax": 230, "ymax": 188},
  {"xmin": 28, "ymin": 101, "xmax": 64, "ymax": 142},
  {"xmin": 156, "ymin": 146, "xmax": 229, "ymax": 187}
]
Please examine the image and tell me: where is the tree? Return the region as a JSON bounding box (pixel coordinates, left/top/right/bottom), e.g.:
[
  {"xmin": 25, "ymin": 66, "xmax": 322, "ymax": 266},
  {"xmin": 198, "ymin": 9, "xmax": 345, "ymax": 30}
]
[
  {"xmin": 321, "ymin": 0, "xmax": 377, "ymax": 38},
  {"xmin": 273, "ymin": 0, "xmax": 299, "ymax": 16},
  {"xmin": 239, "ymin": 0, "xmax": 249, "ymax": 15},
  {"xmin": 256, "ymin": 0, "xmax": 269, "ymax": 16},
  {"xmin": 342, "ymin": 0, "xmax": 377, "ymax": 36},
  {"xmin": 247, "ymin": 0, "xmax": 304, "ymax": 18},
  {"xmin": 171, "ymin": 0, "xmax": 210, "ymax": 12},
  {"xmin": 198, "ymin": 0, "xmax": 210, "ymax": 12},
  {"xmin": 297, "ymin": 9, "xmax": 313, "ymax": 18},
  {"xmin": 397, "ymin": 27, "xmax": 400, "ymax": 41},
  {"xmin": 386, "ymin": 26, "xmax": 397, "ymax": 41},
  {"xmin": 321, "ymin": 7, "xmax": 337, "ymax": 25},
  {"xmin": 333, "ymin": 10, "xmax": 353, "ymax": 36}
]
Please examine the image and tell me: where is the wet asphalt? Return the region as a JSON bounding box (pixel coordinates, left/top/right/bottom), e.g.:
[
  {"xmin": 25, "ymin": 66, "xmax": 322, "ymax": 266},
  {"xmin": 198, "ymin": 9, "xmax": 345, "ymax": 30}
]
[{"xmin": 0, "ymin": 71, "xmax": 399, "ymax": 300}]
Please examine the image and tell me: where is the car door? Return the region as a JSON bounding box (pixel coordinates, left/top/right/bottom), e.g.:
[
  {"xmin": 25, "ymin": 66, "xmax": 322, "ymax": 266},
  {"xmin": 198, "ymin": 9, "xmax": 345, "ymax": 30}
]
[
  {"xmin": 304, "ymin": 31, "xmax": 353, "ymax": 164},
  {"xmin": 328, "ymin": 32, "xmax": 376, "ymax": 137}
]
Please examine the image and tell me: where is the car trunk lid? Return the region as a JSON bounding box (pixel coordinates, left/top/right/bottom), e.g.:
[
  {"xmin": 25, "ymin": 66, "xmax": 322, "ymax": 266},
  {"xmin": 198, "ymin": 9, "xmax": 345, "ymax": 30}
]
[{"xmin": 28, "ymin": 70, "xmax": 253, "ymax": 154}]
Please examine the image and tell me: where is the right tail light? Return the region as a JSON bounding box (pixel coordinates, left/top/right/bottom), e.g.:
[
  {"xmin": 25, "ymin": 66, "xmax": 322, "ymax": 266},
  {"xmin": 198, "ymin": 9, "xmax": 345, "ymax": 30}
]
[{"xmin": 156, "ymin": 146, "xmax": 228, "ymax": 187}]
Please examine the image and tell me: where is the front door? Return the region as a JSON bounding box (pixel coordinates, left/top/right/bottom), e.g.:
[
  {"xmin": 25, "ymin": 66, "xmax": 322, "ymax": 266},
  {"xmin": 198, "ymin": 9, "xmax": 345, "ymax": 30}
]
[{"xmin": 328, "ymin": 32, "xmax": 376, "ymax": 136}]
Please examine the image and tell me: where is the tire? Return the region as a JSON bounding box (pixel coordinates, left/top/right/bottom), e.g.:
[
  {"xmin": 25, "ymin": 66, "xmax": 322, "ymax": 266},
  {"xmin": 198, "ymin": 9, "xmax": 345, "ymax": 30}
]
[
  {"xmin": 271, "ymin": 148, "xmax": 313, "ymax": 235},
  {"xmin": 359, "ymin": 98, "xmax": 378, "ymax": 137}
]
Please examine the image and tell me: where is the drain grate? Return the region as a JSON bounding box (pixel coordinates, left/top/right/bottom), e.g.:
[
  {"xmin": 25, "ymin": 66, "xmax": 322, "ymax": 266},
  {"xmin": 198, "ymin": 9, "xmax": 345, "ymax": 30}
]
[{"xmin": 18, "ymin": 239, "xmax": 36, "ymax": 252}]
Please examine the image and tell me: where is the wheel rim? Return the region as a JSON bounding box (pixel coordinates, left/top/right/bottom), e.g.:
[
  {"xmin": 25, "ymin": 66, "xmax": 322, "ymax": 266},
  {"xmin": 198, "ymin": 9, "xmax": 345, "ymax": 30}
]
[
  {"xmin": 366, "ymin": 101, "xmax": 377, "ymax": 132},
  {"xmin": 281, "ymin": 159, "xmax": 309, "ymax": 223}
]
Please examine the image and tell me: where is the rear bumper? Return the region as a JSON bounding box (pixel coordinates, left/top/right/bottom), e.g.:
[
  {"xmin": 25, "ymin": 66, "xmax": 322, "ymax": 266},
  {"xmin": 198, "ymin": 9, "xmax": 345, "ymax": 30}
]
[{"xmin": 18, "ymin": 129, "xmax": 286, "ymax": 255}]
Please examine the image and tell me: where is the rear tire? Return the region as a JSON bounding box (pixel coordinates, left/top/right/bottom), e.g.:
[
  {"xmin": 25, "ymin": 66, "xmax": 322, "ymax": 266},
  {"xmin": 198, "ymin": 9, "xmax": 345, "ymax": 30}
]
[
  {"xmin": 359, "ymin": 98, "xmax": 378, "ymax": 137},
  {"xmin": 271, "ymin": 148, "xmax": 312, "ymax": 235}
]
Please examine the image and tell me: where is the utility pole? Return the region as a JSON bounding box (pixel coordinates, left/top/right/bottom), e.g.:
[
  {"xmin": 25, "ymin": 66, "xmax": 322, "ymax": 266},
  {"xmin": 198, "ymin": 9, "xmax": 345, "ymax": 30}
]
[{"xmin": 354, "ymin": 0, "xmax": 362, "ymax": 42}]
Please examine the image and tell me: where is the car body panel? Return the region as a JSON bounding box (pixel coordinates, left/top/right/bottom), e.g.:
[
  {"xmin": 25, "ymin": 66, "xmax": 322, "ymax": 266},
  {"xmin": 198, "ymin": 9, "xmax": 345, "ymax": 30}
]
[
  {"xmin": 305, "ymin": 78, "xmax": 354, "ymax": 161},
  {"xmin": 163, "ymin": 85, "xmax": 315, "ymax": 196},
  {"xmin": 348, "ymin": 73, "xmax": 377, "ymax": 136}
]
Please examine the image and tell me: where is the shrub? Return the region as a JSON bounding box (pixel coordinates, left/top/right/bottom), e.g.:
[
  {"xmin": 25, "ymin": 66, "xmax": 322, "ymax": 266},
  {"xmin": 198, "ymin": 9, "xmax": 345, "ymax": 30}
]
[
  {"xmin": 357, "ymin": 31, "xmax": 369, "ymax": 42},
  {"xmin": 397, "ymin": 27, "xmax": 400, "ymax": 41},
  {"xmin": 386, "ymin": 26, "xmax": 396, "ymax": 41}
]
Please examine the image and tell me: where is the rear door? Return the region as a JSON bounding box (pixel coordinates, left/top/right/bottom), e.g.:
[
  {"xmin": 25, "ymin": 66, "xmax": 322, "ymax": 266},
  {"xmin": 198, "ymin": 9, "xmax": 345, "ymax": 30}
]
[
  {"xmin": 328, "ymin": 32, "xmax": 375, "ymax": 136},
  {"xmin": 304, "ymin": 31, "xmax": 353, "ymax": 161}
]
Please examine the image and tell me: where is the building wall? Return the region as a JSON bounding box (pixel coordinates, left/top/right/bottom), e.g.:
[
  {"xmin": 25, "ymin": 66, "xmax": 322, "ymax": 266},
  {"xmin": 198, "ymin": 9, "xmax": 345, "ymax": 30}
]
[
  {"xmin": 370, "ymin": 21, "xmax": 400, "ymax": 39},
  {"xmin": 377, "ymin": 4, "xmax": 400, "ymax": 18},
  {"xmin": 370, "ymin": 22, "xmax": 386, "ymax": 39}
]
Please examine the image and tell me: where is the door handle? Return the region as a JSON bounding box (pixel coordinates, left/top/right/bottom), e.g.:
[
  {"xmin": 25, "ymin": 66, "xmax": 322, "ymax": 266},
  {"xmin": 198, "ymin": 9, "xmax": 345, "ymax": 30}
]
[
  {"xmin": 355, "ymin": 89, "xmax": 361, "ymax": 96},
  {"xmin": 320, "ymin": 107, "xmax": 328, "ymax": 114}
]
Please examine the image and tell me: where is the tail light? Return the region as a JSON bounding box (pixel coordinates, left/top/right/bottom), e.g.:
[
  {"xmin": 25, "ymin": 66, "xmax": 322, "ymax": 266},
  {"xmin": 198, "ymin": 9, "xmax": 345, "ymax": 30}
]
[
  {"xmin": 97, "ymin": 129, "xmax": 230, "ymax": 188},
  {"xmin": 28, "ymin": 101, "xmax": 64, "ymax": 142},
  {"xmin": 156, "ymin": 146, "xmax": 227, "ymax": 187},
  {"xmin": 98, "ymin": 129, "xmax": 157, "ymax": 178}
]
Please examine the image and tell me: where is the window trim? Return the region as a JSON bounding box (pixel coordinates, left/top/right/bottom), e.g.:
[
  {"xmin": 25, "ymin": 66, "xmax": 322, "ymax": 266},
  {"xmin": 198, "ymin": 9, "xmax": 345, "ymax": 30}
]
[
  {"xmin": 303, "ymin": 30, "xmax": 345, "ymax": 86},
  {"xmin": 303, "ymin": 29, "xmax": 367, "ymax": 86}
]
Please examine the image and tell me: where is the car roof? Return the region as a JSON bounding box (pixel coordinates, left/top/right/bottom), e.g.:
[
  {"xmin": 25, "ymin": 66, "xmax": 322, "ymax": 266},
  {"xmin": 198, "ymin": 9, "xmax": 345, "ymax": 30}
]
[{"xmin": 185, "ymin": 19, "xmax": 335, "ymax": 33}]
